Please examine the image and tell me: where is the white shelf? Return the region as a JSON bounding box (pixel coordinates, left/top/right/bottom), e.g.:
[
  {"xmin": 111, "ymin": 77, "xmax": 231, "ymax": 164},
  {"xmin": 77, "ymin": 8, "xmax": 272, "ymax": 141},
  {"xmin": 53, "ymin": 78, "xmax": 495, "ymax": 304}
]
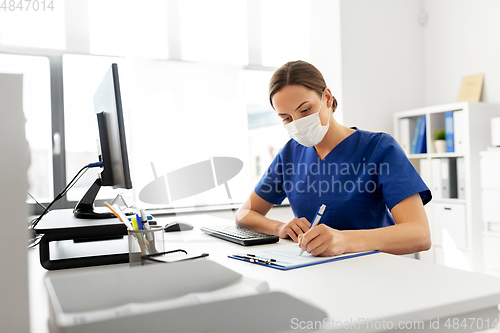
[
  {"xmin": 432, "ymin": 198, "xmax": 467, "ymax": 205},
  {"xmin": 407, "ymin": 154, "xmax": 428, "ymax": 159},
  {"xmin": 408, "ymin": 153, "xmax": 466, "ymax": 159},
  {"xmin": 394, "ymin": 102, "xmax": 500, "ymax": 273},
  {"xmin": 429, "ymin": 153, "xmax": 465, "ymax": 158},
  {"xmin": 396, "ymin": 101, "xmax": 469, "ymax": 117}
]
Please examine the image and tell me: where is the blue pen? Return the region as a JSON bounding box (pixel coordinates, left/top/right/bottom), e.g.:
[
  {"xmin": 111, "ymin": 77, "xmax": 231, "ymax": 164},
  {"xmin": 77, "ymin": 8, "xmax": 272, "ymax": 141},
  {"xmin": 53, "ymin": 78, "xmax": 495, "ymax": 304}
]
[
  {"xmin": 136, "ymin": 213, "xmax": 143, "ymax": 230},
  {"xmin": 299, "ymin": 204, "xmax": 326, "ymax": 256}
]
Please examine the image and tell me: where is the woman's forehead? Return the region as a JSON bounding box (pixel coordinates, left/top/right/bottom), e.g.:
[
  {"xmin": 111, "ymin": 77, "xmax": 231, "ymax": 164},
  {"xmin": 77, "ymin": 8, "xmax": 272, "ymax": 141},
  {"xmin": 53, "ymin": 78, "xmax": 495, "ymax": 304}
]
[{"xmin": 272, "ymin": 85, "xmax": 317, "ymax": 112}]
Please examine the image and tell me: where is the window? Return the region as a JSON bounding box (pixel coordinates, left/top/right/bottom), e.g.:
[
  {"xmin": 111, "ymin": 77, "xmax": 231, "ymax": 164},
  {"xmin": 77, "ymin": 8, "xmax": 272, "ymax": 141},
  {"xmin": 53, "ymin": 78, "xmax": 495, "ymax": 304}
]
[
  {"xmin": 88, "ymin": 0, "xmax": 170, "ymax": 58},
  {"xmin": 178, "ymin": 0, "xmax": 248, "ymax": 65},
  {"xmin": 0, "ymin": 54, "xmax": 53, "ymax": 201},
  {"xmin": 261, "ymin": 0, "xmax": 311, "ymax": 67},
  {"xmin": 127, "ymin": 0, "xmax": 169, "ymax": 59},
  {"xmin": 0, "ymin": 1, "xmax": 65, "ymax": 49},
  {"xmin": 88, "ymin": 0, "xmax": 129, "ymax": 56},
  {"xmin": 128, "ymin": 60, "xmax": 252, "ymax": 209},
  {"xmin": 244, "ymin": 69, "xmax": 290, "ymax": 186},
  {"xmin": 0, "ymin": 1, "xmax": 339, "ymax": 212}
]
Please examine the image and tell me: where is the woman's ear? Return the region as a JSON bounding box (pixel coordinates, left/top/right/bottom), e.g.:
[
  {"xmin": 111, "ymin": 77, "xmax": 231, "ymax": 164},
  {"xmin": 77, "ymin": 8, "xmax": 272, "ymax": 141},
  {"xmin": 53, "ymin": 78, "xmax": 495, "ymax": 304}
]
[{"xmin": 324, "ymin": 88, "xmax": 334, "ymax": 108}]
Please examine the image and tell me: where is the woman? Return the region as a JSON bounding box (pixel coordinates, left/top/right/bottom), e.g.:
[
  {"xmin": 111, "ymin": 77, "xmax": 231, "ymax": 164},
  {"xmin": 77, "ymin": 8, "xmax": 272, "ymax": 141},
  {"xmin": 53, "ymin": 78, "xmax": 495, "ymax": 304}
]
[{"xmin": 236, "ymin": 60, "xmax": 431, "ymax": 257}]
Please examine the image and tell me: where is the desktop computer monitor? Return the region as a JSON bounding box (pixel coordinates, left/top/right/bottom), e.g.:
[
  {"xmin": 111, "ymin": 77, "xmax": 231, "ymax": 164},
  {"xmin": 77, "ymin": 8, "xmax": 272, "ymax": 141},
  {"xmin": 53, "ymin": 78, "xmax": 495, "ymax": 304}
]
[{"xmin": 73, "ymin": 63, "xmax": 133, "ymax": 219}]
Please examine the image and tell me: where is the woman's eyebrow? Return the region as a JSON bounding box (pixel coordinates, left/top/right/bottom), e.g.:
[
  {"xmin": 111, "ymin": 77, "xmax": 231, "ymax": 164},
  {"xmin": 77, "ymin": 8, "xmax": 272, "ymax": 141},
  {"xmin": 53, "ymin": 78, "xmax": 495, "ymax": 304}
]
[
  {"xmin": 277, "ymin": 101, "xmax": 309, "ymax": 116},
  {"xmin": 294, "ymin": 101, "xmax": 309, "ymax": 111}
]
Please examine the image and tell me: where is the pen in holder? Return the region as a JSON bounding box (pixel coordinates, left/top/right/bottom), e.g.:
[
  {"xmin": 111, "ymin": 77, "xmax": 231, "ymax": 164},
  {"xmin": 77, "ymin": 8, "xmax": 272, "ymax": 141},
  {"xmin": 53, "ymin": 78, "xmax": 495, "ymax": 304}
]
[{"xmin": 128, "ymin": 225, "xmax": 164, "ymax": 266}]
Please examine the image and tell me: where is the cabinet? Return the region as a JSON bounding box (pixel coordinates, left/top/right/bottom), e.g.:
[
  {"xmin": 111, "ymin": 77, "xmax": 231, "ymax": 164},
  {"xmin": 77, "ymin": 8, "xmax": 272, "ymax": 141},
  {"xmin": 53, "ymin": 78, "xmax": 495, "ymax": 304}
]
[
  {"xmin": 394, "ymin": 102, "xmax": 500, "ymax": 272},
  {"xmin": 480, "ymin": 150, "xmax": 500, "ymax": 276}
]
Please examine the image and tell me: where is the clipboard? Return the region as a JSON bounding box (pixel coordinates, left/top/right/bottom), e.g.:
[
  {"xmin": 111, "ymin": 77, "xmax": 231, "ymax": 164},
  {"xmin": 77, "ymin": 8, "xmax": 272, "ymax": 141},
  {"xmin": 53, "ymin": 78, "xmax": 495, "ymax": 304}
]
[{"xmin": 228, "ymin": 243, "xmax": 379, "ymax": 270}]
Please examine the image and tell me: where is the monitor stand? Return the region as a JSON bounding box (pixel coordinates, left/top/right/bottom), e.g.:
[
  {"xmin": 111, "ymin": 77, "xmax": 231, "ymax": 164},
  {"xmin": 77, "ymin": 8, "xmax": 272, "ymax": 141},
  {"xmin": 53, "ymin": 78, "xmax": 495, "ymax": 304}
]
[
  {"xmin": 73, "ymin": 177, "xmax": 134, "ymax": 219},
  {"xmin": 35, "ymin": 209, "xmax": 129, "ymax": 270},
  {"xmin": 73, "ymin": 178, "xmax": 116, "ymax": 219}
]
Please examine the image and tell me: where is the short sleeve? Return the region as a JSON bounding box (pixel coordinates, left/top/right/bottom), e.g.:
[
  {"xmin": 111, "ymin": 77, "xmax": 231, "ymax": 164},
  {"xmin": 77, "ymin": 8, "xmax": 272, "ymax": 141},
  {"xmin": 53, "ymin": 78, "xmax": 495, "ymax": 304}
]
[
  {"xmin": 254, "ymin": 152, "xmax": 287, "ymax": 205},
  {"xmin": 375, "ymin": 134, "xmax": 432, "ymax": 210}
]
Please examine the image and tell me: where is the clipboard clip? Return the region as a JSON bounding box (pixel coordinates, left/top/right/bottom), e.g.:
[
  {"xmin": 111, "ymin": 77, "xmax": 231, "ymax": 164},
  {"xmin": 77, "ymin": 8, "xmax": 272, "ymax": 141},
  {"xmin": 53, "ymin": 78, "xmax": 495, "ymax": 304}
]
[{"xmin": 233, "ymin": 254, "xmax": 276, "ymax": 265}]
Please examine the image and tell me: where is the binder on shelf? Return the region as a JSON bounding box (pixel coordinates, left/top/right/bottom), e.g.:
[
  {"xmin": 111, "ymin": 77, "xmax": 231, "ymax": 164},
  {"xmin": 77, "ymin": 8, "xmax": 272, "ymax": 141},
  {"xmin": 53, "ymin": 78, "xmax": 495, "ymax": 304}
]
[
  {"xmin": 416, "ymin": 115, "xmax": 427, "ymax": 154},
  {"xmin": 432, "ymin": 159, "xmax": 442, "ymax": 199},
  {"xmin": 441, "ymin": 158, "xmax": 450, "ymax": 199},
  {"xmin": 449, "ymin": 158, "xmax": 458, "ymax": 198},
  {"xmin": 457, "ymin": 157, "xmax": 466, "ymax": 199},
  {"xmin": 410, "ymin": 116, "xmax": 422, "ymax": 154},
  {"xmin": 419, "ymin": 159, "xmax": 432, "ymax": 189},
  {"xmin": 453, "ymin": 110, "xmax": 465, "ymax": 154},
  {"xmin": 441, "ymin": 158, "xmax": 458, "ymax": 199},
  {"xmin": 445, "ymin": 112, "xmax": 454, "ymax": 153},
  {"xmin": 398, "ymin": 118, "xmax": 411, "ymax": 154}
]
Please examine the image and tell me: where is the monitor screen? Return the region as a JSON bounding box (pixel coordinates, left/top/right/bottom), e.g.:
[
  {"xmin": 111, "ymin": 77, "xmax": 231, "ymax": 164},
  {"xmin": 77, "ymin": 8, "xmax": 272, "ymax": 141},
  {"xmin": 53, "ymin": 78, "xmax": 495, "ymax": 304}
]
[
  {"xmin": 94, "ymin": 63, "xmax": 132, "ymax": 189},
  {"xmin": 73, "ymin": 63, "xmax": 132, "ymax": 219}
]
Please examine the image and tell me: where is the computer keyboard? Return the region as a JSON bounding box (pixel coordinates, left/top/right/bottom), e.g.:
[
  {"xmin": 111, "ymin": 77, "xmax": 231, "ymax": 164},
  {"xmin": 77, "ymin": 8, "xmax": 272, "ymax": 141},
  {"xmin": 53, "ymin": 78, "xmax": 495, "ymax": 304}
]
[{"xmin": 200, "ymin": 225, "xmax": 279, "ymax": 246}]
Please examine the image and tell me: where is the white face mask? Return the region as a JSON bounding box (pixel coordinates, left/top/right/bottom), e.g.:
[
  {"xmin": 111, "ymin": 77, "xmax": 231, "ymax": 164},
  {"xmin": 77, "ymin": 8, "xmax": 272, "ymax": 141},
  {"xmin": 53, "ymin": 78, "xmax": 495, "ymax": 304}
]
[{"xmin": 284, "ymin": 94, "xmax": 329, "ymax": 147}]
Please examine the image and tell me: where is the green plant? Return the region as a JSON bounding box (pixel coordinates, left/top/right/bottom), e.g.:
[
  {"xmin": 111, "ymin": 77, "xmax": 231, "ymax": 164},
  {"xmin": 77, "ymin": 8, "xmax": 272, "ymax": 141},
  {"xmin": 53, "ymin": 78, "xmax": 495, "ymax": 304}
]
[{"xmin": 435, "ymin": 128, "xmax": 446, "ymax": 140}]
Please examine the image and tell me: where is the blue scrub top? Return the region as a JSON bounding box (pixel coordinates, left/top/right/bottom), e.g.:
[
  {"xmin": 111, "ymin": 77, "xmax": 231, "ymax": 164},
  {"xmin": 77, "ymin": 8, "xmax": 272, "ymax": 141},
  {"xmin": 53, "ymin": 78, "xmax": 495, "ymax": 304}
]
[{"xmin": 254, "ymin": 129, "xmax": 431, "ymax": 230}]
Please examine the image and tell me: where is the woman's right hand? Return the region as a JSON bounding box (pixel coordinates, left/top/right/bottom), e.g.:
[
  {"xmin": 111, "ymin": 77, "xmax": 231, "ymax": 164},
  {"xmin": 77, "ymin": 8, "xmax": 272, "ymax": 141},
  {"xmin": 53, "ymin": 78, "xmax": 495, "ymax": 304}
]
[{"xmin": 277, "ymin": 217, "xmax": 311, "ymax": 242}]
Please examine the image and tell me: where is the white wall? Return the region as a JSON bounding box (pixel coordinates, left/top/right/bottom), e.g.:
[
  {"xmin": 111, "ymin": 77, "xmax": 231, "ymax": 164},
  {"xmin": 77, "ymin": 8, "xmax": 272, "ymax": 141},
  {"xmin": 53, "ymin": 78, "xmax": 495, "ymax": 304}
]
[
  {"xmin": 423, "ymin": 0, "xmax": 500, "ymax": 105},
  {"xmin": 339, "ymin": 0, "xmax": 500, "ymax": 119},
  {"xmin": 339, "ymin": 0, "xmax": 425, "ymax": 134}
]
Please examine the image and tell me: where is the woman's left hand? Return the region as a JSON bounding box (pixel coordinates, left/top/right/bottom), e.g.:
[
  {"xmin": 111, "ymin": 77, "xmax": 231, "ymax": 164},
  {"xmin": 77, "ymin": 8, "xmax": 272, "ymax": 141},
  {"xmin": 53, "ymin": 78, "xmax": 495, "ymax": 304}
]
[{"xmin": 298, "ymin": 224, "xmax": 347, "ymax": 256}]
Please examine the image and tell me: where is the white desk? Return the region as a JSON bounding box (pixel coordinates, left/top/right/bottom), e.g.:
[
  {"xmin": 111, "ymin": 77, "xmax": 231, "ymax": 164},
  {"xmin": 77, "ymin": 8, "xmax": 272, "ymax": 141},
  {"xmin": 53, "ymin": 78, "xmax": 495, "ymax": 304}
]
[{"xmin": 30, "ymin": 213, "xmax": 500, "ymax": 333}]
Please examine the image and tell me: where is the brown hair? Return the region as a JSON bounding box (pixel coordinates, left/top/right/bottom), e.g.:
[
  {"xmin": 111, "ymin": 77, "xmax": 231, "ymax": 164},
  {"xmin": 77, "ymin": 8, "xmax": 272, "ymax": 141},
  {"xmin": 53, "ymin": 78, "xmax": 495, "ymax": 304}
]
[{"xmin": 269, "ymin": 60, "xmax": 337, "ymax": 113}]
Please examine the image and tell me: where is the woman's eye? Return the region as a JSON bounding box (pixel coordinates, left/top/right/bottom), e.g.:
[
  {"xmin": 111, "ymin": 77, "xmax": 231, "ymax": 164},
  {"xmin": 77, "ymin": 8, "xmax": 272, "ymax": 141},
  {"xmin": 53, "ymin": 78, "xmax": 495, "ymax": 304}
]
[
  {"xmin": 301, "ymin": 108, "xmax": 310, "ymax": 113},
  {"xmin": 282, "ymin": 117, "xmax": 291, "ymax": 123}
]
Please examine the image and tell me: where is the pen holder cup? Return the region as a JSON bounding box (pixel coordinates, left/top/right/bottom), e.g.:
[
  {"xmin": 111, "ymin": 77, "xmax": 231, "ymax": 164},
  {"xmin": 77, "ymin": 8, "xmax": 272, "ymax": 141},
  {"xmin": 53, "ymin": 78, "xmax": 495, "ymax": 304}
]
[{"xmin": 128, "ymin": 226, "xmax": 165, "ymax": 266}]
